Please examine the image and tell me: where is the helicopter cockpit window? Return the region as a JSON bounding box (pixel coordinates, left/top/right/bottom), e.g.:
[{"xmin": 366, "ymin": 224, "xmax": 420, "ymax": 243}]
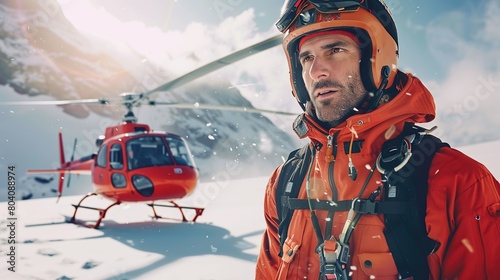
[
  {"xmin": 110, "ymin": 143, "xmax": 124, "ymax": 169},
  {"xmin": 126, "ymin": 136, "xmax": 173, "ymax": 170},
  {"xmin": 165, "ymin": 137, "xmax": 195, "ymax": 167},
  {"xmin": 96, "ymin": 144, "xmax": 107, "ymax": 168}
]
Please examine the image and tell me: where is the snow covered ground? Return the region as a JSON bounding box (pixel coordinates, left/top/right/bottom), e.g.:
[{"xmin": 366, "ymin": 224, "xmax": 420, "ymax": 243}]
[
  {"xmin": 0, "ymin": 174, "xmax": 268, "ymax": 280},
  {"xmin": 1, "ymin": 140, "xmax": 499, "ymax": 280}
]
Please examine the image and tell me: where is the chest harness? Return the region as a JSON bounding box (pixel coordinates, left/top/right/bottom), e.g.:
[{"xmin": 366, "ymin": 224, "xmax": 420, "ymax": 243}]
[{"xmin": 275, "ymin": 122, "xmax": 449, "ymax": 280}]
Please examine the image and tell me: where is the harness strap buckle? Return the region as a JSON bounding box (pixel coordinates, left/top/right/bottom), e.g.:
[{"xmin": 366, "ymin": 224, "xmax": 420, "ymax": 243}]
[
  {"xmin": 318, "ymin": 239, "xmax": 351, "ymax": 280},
  {"xmin": 318, "ymin": 240, "xmax": 338, "ymax": 279},
  {"xmin": 322, "ymin": 239, "xmax": 338, "ymax": 263},
  {"xmin": 353, "ymin": 198, "xmax": 380, "ymax": 214}
]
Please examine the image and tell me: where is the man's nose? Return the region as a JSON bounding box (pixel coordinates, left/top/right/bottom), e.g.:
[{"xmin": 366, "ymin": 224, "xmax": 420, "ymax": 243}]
[{"xmin": 308, "ymin": 57, "xmax": 330, "ymax": 81}]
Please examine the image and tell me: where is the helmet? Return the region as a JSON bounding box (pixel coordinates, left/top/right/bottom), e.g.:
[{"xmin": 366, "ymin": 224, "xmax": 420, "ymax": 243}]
[{"xmin": 277, "ymin": 0, "xmax": 399, "ymax": 111}]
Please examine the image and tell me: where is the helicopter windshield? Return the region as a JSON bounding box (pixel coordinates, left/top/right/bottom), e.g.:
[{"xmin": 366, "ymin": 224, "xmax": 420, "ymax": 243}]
[
  {"xmin": 126, "ymin": 136, "xmax": 194, "ymax": 170},
  {"xmin": 165, "ymin": 136, "xmax": 195, "ymax": 167},
  {"xmin": 127, "ymin": 136, "xmax": 173, "ymax": 170}
]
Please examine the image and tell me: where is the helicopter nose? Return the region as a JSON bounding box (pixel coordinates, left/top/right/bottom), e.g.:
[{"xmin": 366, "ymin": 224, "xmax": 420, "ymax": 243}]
[{"xmin": 126, "ymin": 166, "xmax": 198, "ymax": 199}]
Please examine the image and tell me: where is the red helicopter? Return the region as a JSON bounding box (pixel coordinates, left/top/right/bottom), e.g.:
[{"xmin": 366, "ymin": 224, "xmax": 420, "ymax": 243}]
[
  {"xmin": 28, "ymin": 107, "xmax": 202, "ymax": 229},
  {"xmin": 3, "ymin": 34, "xmax": 295, "ymax": 228}
]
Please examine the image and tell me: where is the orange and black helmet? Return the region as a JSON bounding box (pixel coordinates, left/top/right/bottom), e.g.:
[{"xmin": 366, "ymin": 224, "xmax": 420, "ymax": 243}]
[{"xmin": 277, "ymin": 0, "xmax": 399, "ymax": 111}]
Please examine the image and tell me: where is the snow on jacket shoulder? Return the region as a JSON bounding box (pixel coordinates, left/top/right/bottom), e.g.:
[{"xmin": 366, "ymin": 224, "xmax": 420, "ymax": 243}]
[{"xmin": 255, "ymin": 72, "xmax": 500, "ymax": 279}]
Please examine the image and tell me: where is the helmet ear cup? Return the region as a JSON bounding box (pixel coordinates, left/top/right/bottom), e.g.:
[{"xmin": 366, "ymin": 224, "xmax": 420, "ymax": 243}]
[
  {"xmin": 350, "ymin": 28, "xmax": 376, "ymax": 93},
  {"xmin": 286, "ymin": 37, "xmax": 308, "ymax": 109}
]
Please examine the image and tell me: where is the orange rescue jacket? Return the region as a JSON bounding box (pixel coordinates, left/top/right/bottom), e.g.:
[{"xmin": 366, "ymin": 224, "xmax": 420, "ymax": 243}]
[{"xmin": 256, "ymin": 73, "xmax": 500, "ymax": 279}]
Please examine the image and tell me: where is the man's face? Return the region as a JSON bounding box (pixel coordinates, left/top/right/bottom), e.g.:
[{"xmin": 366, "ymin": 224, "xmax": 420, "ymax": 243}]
[{"xmin": 299, "ymin": 33, "xmax": 366, "ymax": 126}]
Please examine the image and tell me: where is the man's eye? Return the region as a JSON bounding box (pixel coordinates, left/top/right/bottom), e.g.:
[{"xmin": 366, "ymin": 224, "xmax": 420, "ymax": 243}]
[
  {"xmin": 300, "ymin": 55, "xmax": 313, "ymax": 64},
  {"xmin": 331, "ymin": 48, "xmax": 344, "ymax": 53},
  {"xmin": 303, "ymin": 56, "xmax": 312, "ymax": 62}
]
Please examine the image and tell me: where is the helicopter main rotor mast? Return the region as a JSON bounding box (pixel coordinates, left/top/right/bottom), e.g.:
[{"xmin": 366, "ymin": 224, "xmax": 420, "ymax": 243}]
[{"xmin": 120, "ymin": 92, "xmax": 139, "ymax": 123}]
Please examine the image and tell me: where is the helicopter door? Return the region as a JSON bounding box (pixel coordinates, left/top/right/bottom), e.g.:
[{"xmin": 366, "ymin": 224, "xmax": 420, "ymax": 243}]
[
  {"xmin": 96, "ymin": 144, "xmax": 107, "ymax": 168},
  {"xmin": 109, "ymin": 143, "xmax": 127, "ymax": 188},
  {"xmin": 93, "ymin": 144, "xmax": 113, "ymax": 190},
  {"xmin": 110, "ymin": 143, "xmax": 124, "ymax": 169}
]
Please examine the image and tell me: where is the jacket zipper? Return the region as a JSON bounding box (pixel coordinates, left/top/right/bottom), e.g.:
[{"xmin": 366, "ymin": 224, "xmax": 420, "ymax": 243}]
[
  {"xmin": 323, "ymin": 132, "xmax": 340, "ymax": 241},
  {"xmin": 328, "ymin": 132, "xmax": 340, "ymax": 202}
]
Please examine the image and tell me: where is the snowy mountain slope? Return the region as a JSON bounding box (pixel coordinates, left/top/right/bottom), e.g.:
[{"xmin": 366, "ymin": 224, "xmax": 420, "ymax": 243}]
[
  {"xmin": 0, "ymin": 0, "xmax": 138, "ymax": 118},
  {"xmin": 0, "ymin": 0, "xmax": 299, "ymax": 190}
]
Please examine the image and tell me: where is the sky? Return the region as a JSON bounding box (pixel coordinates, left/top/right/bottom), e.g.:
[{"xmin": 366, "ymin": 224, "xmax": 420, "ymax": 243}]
[
  {"xmin": 55, "ymin": 0, "xmax": 493, "ymax": 82},
  {"xmin": 0, "ymin": 141, "xmax": 499, "ymax": 279},
  {"xmin": 52, "ymin": 0, "xmax": 500, "ymax": 146}
]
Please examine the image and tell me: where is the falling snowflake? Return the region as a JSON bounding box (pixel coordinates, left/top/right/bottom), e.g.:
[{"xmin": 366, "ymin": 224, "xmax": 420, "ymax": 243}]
[
  {"xmin": 211, "ymin": 245, "xmax": 218, "ymax": 253},
  {"xmin": 461, "ymin": 238, "xmax": 474, "ymax": 253},
  {"xmin": 384, "ymin": 125, "xmax": 396, "ymax": 140}
]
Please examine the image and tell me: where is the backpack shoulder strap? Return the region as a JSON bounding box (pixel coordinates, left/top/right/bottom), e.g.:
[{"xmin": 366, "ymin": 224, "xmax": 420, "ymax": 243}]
[
  {"xmin": 275, "ymin": 144, "xmax": 312, "ymax": 257},
  {"xmin": 379, "ymin": 123, "xmax": 450, "ymax": 279}
]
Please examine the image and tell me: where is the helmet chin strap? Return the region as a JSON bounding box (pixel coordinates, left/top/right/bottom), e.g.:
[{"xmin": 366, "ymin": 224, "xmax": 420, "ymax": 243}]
[{"xmin": 366, "ymin": 65, "xmax": 391, "ymax": 112}]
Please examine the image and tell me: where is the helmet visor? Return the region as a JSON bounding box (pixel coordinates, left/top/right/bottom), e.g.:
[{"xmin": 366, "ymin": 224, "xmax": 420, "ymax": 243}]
[{"xmin": 276, "ymin": 0, "xmax": 369, "ymax": 32}]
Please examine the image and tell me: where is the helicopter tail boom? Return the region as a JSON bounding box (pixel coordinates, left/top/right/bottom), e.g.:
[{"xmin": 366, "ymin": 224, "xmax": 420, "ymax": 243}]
[{"xmin": 27, "ymin": 131, "xmax": 94, "ymax": 200}]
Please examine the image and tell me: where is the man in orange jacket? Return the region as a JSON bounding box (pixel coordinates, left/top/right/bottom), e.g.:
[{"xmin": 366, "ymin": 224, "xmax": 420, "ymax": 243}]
[{"xmin": 256, "ymin": 0, "xmax": 500, "ymax": 279}]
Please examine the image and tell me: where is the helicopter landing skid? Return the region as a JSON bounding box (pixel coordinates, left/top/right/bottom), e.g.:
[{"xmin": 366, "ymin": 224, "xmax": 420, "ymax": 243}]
[
  {"xmin": 147, "ymin": 201, "xmax": 204, "ymax": 222},
  {"xmin": 70, "ymin": 193, "xmax": 121, "ymax": 229}
]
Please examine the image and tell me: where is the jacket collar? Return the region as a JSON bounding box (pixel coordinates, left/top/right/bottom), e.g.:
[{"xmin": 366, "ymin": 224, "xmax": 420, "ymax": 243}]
[{"xmin": 293, "ymin": 72, "xmax": 436, "ymax": 144}]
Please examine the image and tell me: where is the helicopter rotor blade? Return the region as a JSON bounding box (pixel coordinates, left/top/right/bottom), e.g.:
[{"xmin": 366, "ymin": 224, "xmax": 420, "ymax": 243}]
[
  {"xmin": 148, "ymin": 101, "xmax": 297, "ymax": 116},
  {"xmin": 0, "ymin": 98, "xmax": 110, "ymax": 106},
  {"xmin": 137, "ymin": 34, "xmax": 284, "ymax": 104},
  {"xmin": 0, "ymin": 35, "xmax": 285, "ymax": 116}
]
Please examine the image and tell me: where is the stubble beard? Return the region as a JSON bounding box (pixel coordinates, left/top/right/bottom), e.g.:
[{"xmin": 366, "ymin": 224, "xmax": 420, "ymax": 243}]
[{"xmin": 312, "ymin": 75, "xmax": 366, "ymax": 127}]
